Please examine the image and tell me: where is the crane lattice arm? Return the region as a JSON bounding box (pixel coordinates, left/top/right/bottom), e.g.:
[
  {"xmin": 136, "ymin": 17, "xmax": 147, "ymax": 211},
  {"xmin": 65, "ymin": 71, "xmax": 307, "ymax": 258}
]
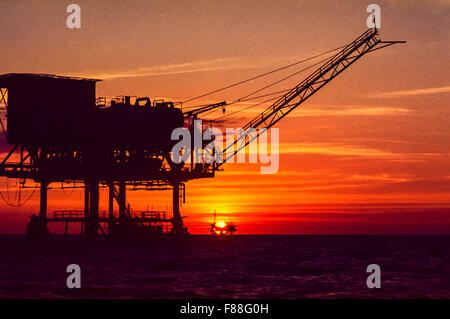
[{"xmin": 215, "ymin": 28, "xmax": 404, "ymax": 167}]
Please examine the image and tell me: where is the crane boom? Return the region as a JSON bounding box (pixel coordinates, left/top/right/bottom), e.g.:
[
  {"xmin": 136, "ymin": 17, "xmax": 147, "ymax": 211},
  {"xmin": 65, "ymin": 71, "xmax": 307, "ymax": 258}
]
[
  {"xmin": 216, "ymin": 28, "xmax": 404, "ymax": 167},
  {"xmin": 183, "ymin": 101, "xmax": 226, "ymax": 118}
]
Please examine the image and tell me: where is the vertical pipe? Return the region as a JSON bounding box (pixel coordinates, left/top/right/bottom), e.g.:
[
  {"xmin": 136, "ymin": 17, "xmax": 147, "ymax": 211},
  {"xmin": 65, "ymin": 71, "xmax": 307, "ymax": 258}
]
[
  {"xmin": 108, "ymin": 183, "xmax": 114, "ymax": 234},
  {"xmin": 39, "ymin": 182, "xmax": 48, "ymax": 219},
  {"xmin": 109, "ymin": 183, "xmax": 114, "ymax": 218},
  {"xmin": 172, "ymin": 183, "xmax": 183, "ymax": 233},
  {"xmin": 84, "ymin": 182, "xmax": 89, "ymax": 236},
  {"xmin": 190, "ymin": 118, "xmax": 194, "ymax": 172},
  {"xmin": 182, "ymin": 183, "xmax": 185, "ymax": 203},
  {"xmin": 119, "ymin": 181, "xmax": 126, "ymax": 220},
  {"xmin": 89, "ymin": 181, "xmax": 99, "ymax": 239}
]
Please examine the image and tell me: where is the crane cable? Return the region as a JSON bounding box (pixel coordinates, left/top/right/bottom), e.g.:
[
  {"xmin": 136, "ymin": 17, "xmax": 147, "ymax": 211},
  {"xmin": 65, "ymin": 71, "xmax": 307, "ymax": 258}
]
[
  {"xmin": 0, "ymin": 179, "xmax": 37, "ymax": 207},
  {"xmin": 182, "ymin": 44, "xmax": 347, "ymax": 105},
  {"xmin": 198, "ymin": 89, "xmax": 292, "ymax": 118},
  {"xmin": 211, "ymin": 94, "xmax": 286, "ymax": 122},
  {"xmin": 204, "ymin": 51, "xmax": 338, "ymax": 120},
  {"xmin": 181, "ymin": 89, "xmax": 291, "ymax": 110}
]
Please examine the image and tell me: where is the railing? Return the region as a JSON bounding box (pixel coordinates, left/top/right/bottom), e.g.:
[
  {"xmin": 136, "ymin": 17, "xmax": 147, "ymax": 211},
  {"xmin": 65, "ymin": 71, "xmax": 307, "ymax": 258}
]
[
  {"xmin": 53, "ymin": 210, "xmax": 109, "ymax": 219},
  {"xmin": 96, "ymin": 97, "xmax": 107, "ymax": 107},
  {"xmin": 53, "ymin": 209, "xmax": 170, "ymax": 220},
  {"xmin": 140, "ymin": 211, "xmax": 167, "ymax": 220}
]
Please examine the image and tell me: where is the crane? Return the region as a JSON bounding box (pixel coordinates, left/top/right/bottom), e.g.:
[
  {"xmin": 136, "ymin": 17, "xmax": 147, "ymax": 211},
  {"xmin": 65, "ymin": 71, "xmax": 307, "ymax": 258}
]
[{"xmin": 185, "ymin": 27, "xmax": 405, "ymax": 172}]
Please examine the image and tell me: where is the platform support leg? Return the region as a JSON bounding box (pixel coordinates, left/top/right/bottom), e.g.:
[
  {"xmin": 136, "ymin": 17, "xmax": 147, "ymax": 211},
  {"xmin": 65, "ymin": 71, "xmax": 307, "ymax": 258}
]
[
  {"xmin": 172, "ymin": 183, "xmax": 185, "ymax": 233},
  {"xmin": 26, "ymin": 181, "xmax": 49, "ymax": 241},
  {"xmin": 108, "ymin": 183, "xmax": 114, "ymax": 234},
  {"xmin": 83, "ymin": 182, "xmax": 89, "ymax": 237},
  {"xmin": 39, "ymin": 182, "xmax": 48, "ymax": 219},
  {"xmin": 118, "ymin": 181, "xmax": 126, "ymax": 221},
  {"xmin": 87, "ymin": 180, "xmax": 99, "ymax": 240}
]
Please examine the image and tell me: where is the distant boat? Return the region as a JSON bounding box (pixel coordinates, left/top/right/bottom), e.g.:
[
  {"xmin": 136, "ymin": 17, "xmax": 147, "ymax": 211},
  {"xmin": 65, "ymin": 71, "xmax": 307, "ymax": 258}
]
[{"xmin": 209, "ymin": 210, "xmax": 237, "ymax": 235}]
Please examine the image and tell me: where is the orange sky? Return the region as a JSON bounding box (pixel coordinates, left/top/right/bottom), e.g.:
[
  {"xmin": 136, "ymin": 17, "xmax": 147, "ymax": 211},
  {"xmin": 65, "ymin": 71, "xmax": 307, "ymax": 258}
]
[{"xmin": 0, "ymin": 0, "xmax": 449, "ymax": 234}]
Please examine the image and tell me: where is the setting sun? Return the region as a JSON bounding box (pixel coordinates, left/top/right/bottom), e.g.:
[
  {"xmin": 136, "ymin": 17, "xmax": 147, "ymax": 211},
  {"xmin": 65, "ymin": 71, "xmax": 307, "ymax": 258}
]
[{"xmin": 215, "ymin": 221, "xmax": 227, "ymax": 229}]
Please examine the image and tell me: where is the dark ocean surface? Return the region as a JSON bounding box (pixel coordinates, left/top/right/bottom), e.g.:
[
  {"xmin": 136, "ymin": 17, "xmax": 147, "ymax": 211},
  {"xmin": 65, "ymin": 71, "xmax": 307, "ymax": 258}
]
[{"xmin": 0, "ymin": 235, "xmax": 449, "ymax": 299}]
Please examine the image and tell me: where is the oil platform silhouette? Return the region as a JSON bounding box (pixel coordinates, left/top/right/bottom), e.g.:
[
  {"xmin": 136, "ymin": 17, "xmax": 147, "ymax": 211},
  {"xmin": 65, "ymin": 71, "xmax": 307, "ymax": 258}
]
[{"xmin": 0, "ymin": 28, "xmax": 404, "ymax": 240}]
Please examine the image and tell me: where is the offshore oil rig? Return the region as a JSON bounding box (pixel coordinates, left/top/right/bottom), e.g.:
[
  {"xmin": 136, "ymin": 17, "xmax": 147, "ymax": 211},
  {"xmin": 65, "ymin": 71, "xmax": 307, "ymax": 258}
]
[
  {"xmin": 210, "ymin": 211, "xmax": 237, "ymax": 235},
  {"xmin": 0, "ymin": 28, "xmax": 404, "ymax": 240}
]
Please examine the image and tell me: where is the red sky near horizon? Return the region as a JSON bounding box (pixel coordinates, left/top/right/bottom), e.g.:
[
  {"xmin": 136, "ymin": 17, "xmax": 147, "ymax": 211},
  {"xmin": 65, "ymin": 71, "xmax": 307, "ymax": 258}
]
[{"xmin": 0, "ymin": 0, "xmax": 449, "ymax": 234}]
